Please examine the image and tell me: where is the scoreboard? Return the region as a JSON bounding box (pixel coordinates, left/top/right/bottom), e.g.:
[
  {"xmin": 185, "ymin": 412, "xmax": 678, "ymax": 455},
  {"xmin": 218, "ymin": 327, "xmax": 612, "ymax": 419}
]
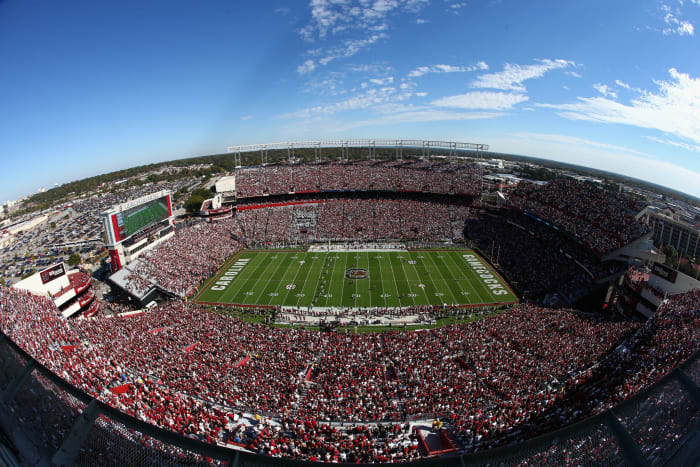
[
  {"xmin": 102, "ymin": 190, "xmax": 174, "ymax": 271},
  {"xmin": 103, "ymin": 191, "xmax": 173, "ymax": 246}
]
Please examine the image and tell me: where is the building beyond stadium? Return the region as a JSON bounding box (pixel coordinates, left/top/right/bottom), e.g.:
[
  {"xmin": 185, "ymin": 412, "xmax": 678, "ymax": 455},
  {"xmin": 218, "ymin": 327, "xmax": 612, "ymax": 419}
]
[{"xmin": 102, "ymin": 190, "xmax": 174, "ymax": 271}]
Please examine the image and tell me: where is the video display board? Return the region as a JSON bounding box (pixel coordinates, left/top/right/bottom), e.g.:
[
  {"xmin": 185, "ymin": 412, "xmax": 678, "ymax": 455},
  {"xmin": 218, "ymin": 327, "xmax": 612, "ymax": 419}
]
[{"xmin": 108, "ymin": 194, "xmax": 172, "ymax": 243}]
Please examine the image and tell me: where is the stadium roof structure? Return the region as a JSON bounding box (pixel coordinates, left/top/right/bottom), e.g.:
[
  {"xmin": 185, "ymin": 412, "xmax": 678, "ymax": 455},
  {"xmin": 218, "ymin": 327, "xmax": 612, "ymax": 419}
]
[
  {"xmin": 226, "ymin": 139, "xmax": 489, "ymax": 165},
  {"xmin": 107, "ymin": 259, "xmax": 158, "ymax": 302}
]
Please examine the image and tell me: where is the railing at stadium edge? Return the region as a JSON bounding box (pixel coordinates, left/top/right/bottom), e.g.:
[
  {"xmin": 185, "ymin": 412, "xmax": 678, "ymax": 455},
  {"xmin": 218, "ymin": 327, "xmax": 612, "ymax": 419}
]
[{"xmin": 0, "ymin": 330, "xmax": 697, "ymax": 466}]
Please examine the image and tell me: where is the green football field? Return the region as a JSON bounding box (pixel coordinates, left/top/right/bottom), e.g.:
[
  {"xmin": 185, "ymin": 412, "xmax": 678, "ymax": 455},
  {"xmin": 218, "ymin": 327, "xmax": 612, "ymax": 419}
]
[
  {"xmin": 196, "ymin": 249, "xmax": 518, "ymax": 309},
  {"xmin": 124, "ymin": 201, "xmax": 168, "ymax": 237}
]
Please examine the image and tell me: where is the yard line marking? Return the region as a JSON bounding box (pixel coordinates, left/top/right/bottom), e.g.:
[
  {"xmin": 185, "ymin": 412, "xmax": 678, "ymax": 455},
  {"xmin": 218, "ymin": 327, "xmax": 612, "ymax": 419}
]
[
  {"xmin": 339, "ymin": 252, "xmax": 351, "ymax": 307},
  {"xmin": 444, "ymin": 251, "xmax": 490, "ymax": 304},
  {"xmin": 365, "ymin": 251, "xmax": 372, "ymax": 309},
  {"xmin": 322, "ymin": 253, "xmax": 340, "ymax": 307},
  {"xmin": 423, "ymin": 251, "xmax": 460, "ymax": 305},
  {"xmin": 401, "ymin": 252, "xmax": 430, "ymax": 304},
  {"xmin": 252, "ymin": 252, "xmax": 290, "ymax": 305},
  {"xmin": 282, "ymin": 252, "xmax": 312, "ymax": 305},
  {"xmin": 296, "ymin": 253, "xmax": 322, "ymax": 308},
  {"xmin": 372, "ymin": 251, "xmax": 388, "ymax": 308},
  {"xmin": 390, "ymin": 254, "xmax": 416, "ymax": 307}
]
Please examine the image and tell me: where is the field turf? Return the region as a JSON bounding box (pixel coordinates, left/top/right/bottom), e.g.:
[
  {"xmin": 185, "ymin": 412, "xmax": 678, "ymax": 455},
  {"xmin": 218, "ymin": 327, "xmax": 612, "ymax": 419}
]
[{"xmin": 196, "ymin": 249, "xmax": 517, "ymax": 309}]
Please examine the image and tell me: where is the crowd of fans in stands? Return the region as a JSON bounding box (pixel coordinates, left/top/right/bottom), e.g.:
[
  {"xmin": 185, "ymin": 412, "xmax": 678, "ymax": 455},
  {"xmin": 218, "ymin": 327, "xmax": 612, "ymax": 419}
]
[
  {"xmin": 0, "ymin": 163, "xmax": 685, "ymax": 463},
  {"xmin": 114, "ymin": 172, "xmax": 648, "ymax": 308},
  {"xmin": 122, "ymin": 219, "xmax": 242, "ymax": 297},
  {"xmin": 466, "ymin": 210, "xmax": 627, "ymax": 304},
  {"xmin": 234, "ymin": 160, "xmax": 482, "ymax": 199},
  {"xmin": 0, "ymin": 285, "xmax": 697, "ymax": 462},
  {"xmin": 237, "ymin": 197, "xmax": 474, "ymax": 245},
  {"xmin": 507, "ymin": 179, "xmax": 650, "ymax": 254}
]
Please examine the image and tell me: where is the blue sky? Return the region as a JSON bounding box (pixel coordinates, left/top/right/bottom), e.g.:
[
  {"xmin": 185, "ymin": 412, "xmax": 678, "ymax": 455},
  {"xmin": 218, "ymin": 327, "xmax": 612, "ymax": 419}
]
[{"xmin": 1, "ymin": 0, "xmax": 699, "ymax": 202}]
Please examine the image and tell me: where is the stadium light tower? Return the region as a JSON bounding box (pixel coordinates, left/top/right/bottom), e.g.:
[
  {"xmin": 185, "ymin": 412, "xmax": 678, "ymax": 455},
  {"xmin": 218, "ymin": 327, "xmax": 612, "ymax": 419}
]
[
  {"xmin": 395, "ymin": 140, "xmax": 403, "ymax": 161},
  {"xmin": 314, "ymin": 142, "xmax": 322, "ymax": 163}
]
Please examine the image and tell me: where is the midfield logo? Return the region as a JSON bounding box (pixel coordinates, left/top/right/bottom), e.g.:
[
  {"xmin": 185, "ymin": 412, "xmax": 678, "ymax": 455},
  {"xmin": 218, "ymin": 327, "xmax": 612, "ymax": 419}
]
[{"xmin": 345, "ymin": 268, "xmax": 368, "ymax": 280}]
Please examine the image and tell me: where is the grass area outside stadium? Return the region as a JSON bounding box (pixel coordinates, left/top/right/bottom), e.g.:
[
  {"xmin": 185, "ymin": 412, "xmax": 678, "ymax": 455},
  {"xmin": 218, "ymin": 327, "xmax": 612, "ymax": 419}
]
[{"xmin": 195, "ymin": 247, "xmax": 518, "ymax": 310}]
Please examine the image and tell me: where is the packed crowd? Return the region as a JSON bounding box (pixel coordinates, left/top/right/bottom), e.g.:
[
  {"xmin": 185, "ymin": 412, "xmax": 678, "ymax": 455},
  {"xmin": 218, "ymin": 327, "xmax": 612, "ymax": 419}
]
[
  {"xmin": 507, "ymin": 179, "xmax": 650, "ymax": 254},
  {"xmin": 122, "ymin": 219, "xmax": 243, "ymax": 297},
  {"xmin": 466, "ymin": 210, "xmax": 626, "ymax": 304},
  {"xmin": 237, "ymin": 197, "xmax": 474, "ymax": 246},
  {"xmin": 234, "ymin": 160, "xmax": 482, "ymax": 199},
  {"xmin": 481, "ymin": 289, "xmax": 700, "ymax": 451},
  {"xmin": 1, "ymin": 284, "xmax": 697, "ymax": 462}
]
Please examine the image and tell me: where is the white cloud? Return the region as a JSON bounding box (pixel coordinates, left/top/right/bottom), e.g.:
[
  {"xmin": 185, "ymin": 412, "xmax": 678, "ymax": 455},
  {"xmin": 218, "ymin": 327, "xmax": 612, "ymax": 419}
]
[
  {"xmin": 475, "ymin": 61, "xmax": 489, "ymax": 71},
  {"xmin": 335, "ymin": 109, "xmax": 503, "ymax": 131},
  {"xmin": 432, "ymin": 91, "xmax": 529, "ymax": 110},
  {"xmin": 501, "ymin": 133, "xmax": 700, "ymax": 197},
  {"xmin": 240, "ymin": 115, "xmax": 253, "ymax": 121},
  {"xmin": 565, "ymin": 71, "xmax": 581, "ymax": 78},
  {"xmin": 415, "ymin": 18, "xmax": 427, "ymax": 23},
  {"xmin": 305, "ymin": 72, "xmax": 348, "ymax": 96},
  {"xmin": 297, "ymin": 0, "xmax": 431, "ymax": 72},
  {"xmin": 349, "ymin": 63, "xmax": 392, "ymax": 75},
  {"xmin": 281, "ymin": 74, "xmax": 508, "ymax": 127},
  {"xmin": 515, "ymin": 132, "xmax": 650, "ymax": 157},
  {"xmin": 646, "ymin": 136, "xmax": 700, "ymax": 153},
  {"xmin": 408, "ymin": 66, "xmax": 431, "ymax": 78},
  {"xmin": 593, "ymin": 83, "xmax": 618, "ymax": 99},
  {"xmin": 448, "ymin": 2, "xmax": 468, "ymax": 10},
  {"xmin": 282, "ymin": 85, "xmax": 410, "ymax": 118},
  {"xmin": 615, "ymin": 80, "xmax": 631, "ymax": 89},
  {"xmin": 537, "ymin": 68, "xmax": 700, "ymax": 148},
  {"xmin": 662, "ymin": 7, "xmax": 695, "ymax": 35},
  {"xmin": 274, "ymin": 7, "xmax": 291, "ymax": 15},
  {"xmin": 299, "ymin": 0, "xmax": 430, "ymax": 40},
  {"xmin": 316, "ymin": 33, "xmax": 387, "ymax": 66},
  {"xmin": 369, "ymin": 76, "xmax": 394, "ymax": 85},
  {"xmin": 297, "ymin": 59, "xmax": 317, "ymax": 74},
  {"xmin": 472, "ymin": 59, "xmax": 575, "ymax": 92},
  {"xmin": 407, "ymin": 61, "xmax": 488, "ymax": 78}
]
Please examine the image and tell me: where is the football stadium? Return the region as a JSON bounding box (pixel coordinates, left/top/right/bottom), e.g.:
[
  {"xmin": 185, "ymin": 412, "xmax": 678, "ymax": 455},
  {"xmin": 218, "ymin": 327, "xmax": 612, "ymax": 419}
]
[
  {"xmin": 197, "ymin": 249, "xmax": 517, "ymax": 309},
  {"xmin": 0, "ymin": 143, "xmax": 698, "ymax": 466}
]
